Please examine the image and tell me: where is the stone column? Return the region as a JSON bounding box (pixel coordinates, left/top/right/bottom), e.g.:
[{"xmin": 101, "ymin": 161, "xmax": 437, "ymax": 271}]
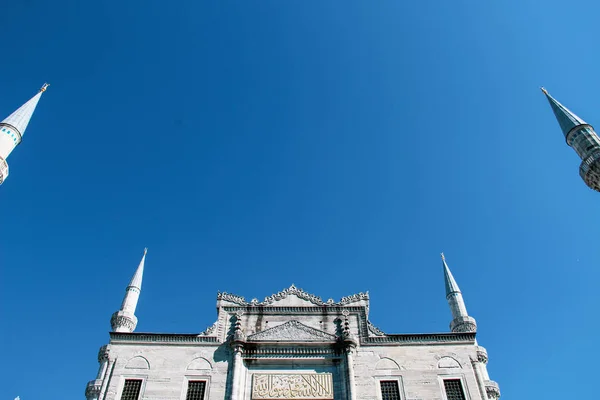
[
  {"xmin": 230, "ymin": 343, "xmax": 244, "ymax": 400},
  {"xmin": 230, "ymin": 313, "xmax": 246, "ymax": 400},
  {"xmin": 86, "ymin": 345, "xmax": 111, "ymax": 400},
  {"xmin": 473, "ymin": 346, "xmax": 501, "ymax": 400},
  {"xmin": 345, "ymin": 344, "xmax": 357, "ymax": 400},
  {"xmin": 341, "ymin": 311, "xmax": 357, "ymax": 400}
]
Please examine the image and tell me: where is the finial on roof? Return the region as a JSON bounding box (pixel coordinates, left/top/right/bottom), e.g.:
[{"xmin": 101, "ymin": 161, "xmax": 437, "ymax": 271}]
[
  {"xmin": 540, "ymin": 87, "xmax": 548, "ymax": 95},
  {"xmin": 144, "ymin": 247, "xmax": 148, "ymax": 255},
  {"xmin": 39, "ymin": 83, "xmax": 49, "ymax": 93},
  {"xmin": 440, "ymin": 252, "xmax": 445, "ymax": 261}
]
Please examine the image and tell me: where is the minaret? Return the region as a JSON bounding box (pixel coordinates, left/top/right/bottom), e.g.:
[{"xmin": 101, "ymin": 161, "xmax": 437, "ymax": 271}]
[
  {"xmin": 541, "ymin": 87, "xmax": 600, "ymax": 191},
  {"xmin": 441, "ymin": 253, "xmax": 477, "ymax": 333},
  {"xmin": 0, "ymin": 83, "xmax": 49, "ymax": 185},
  {"xmin": 110, "ymin": 248, "xmax": 147, "ymax": 333}
]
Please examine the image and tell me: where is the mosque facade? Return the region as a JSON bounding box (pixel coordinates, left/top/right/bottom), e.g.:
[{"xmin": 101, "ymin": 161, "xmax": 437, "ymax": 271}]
[{"xmin": 84, "ymin": 251, "xmax": 500, "ymax": 400}]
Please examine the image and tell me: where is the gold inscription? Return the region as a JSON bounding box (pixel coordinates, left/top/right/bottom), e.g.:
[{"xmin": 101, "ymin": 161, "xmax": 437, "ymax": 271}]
[{"xmin": 252, "ymin": 373, "xmax": 334, "ymax": 399}]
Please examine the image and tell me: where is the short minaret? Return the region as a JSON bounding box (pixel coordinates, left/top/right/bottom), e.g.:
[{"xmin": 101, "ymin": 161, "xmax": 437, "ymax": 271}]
[
  {"xmin": 541, "ymin": 87, "xmax": 600, "ymax": 191},
  {"xmin": 441, "ymin": 253, "xmax": 477, "ymax": 333},
  {"xmin": 0, "ymin": 83, "xmax": 49, "ymax": 185},
  {"xmin": 110, "ymin": 248, "xmax": 147, "ymax": 333}
]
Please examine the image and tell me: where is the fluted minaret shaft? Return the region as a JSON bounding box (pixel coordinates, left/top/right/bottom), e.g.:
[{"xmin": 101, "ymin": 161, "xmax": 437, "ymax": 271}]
[
  {"xmin": 542, "ymin": 88, "xmax": 600, "ymax": 192},
  {"xmin": 441, "ymin": 254, "xmax": 477, "ymax": 333},
  {"xmin": 111, "ymin": 248, "xmax": 146, "ymax": 333}
]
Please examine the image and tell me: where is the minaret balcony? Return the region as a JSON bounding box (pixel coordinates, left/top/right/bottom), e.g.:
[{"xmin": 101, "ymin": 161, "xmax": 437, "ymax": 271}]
[
  {"xmin": 0, "ymin": 157, "xmax": 8, "ymax": 185},
  {"xmin": 579, "ymin": 150, "xmax": 600, "ymax": 191}
]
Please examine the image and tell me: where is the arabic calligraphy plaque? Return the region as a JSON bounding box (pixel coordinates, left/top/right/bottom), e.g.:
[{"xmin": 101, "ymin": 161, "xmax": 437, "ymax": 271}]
[{"xmin": 252, "ymin": 373, "xmax": 334, "ymax": 399}]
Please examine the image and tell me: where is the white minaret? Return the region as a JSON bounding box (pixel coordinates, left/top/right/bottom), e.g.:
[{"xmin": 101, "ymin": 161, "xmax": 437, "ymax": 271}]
[
  {"xmin": 0, "ymin": 83, "xmax": 49, "ymax": 184},
  {"xmin": 441, "ymin": 253, "xmax": 477, "ymax": 333},
  {"xmin": 110, "ymin": 248, "xmax": 147, "ymax": 333}
]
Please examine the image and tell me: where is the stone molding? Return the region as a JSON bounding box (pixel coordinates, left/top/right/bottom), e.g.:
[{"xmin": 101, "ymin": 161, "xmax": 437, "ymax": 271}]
[
  {"xmin": 485, "ymin": 380, "xmax": 501, "ymax": 399},
  {"xmin": 110, "ymin": 332, "xmax": 219, "ymax": 344},
  {"xmin": 217, "ymin": 284, "xmax": 369, "ymax": 308},
  {"xmin": 247, "ymin": 320, "xmax": 337, "ymax": 342},
  {"xmin": 244, "ymin": 346, "xmax": 342, "ymax": 359},
  {"xmin": 109, "ymin": 331, "xmax": 475, "ymax": 345}
]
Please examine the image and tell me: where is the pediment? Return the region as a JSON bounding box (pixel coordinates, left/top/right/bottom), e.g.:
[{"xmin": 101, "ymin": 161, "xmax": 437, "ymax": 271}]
[{"xmin": 247, "ymin": 320, "xmax": 337, "ymax": 342}]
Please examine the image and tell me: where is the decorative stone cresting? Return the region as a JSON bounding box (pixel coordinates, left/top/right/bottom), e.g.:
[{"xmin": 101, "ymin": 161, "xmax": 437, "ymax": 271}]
[
  {"xmin": 200, "ymin": 321, "xmax": 218, "ymax": 336},
  {"xmin": 367, "ymin": 321, "xmax": 385, "ymax": 336},
  {"xmin": 485, "ymin": 380, "xmax": 501, "ymax": 399},
  {"xmin": 217, "ymin": 284, "xmax": 369, "ymax": 308},
  {"xmin": 247, "ymin": 320, "xmax": 337, "ymax": 342}
]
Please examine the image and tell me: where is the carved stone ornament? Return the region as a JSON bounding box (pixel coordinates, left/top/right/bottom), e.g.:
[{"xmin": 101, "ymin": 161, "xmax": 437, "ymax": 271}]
[
  {"xmin": 450, "ymin": 316, "xmax": 477, "ymax": 333},
  {"xmin": 217, "ymin": 284, "xmax": 369, "ymax": 308},
  {"xmin": 247, "ymin": 320, "xmax": 336, "ymax": 342},
  {"xmin": 85, "ymin": 379, "xmax": 102, "ymax": 399},
  {"xmin": 110, "ymin": 311, "xmax": 137, "ymax": 332},
  {"xmin": 97, "ymin": 344, "xmax": 111, "ymax": 363},
  {"xmin": 252, "ymin": 373, "xmax": 334, "ymax": 399},
  {"xmin": 476, "ymin": 346, "xmax": 488, "ymax": 364},
  {"xmin": 367, "ymin": 320, "xmax": 385, "ymax": 336},
  {"xmin": 200, "ymin": 321, "xmax": 218, "ymax": 336},
  {"xmin": 485, "ymin": 380, "xmax": 501, "ymax": 399}
]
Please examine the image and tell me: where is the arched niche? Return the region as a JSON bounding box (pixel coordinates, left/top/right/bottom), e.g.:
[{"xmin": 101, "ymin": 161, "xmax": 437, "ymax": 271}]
[
  {"xmin": 375, "ymin": 357, "xmax": 401, "ymax": 370},
  {"xmin": 186, "ymin": 356, "xmax": 213, "ymax": 370},
  {"xmin": 125, "ymin": 356, "xmax": 150, "ymax": 370},
  {"xmin": 437, "ymin": 356, "xmax": 461, "ymax": 369}
]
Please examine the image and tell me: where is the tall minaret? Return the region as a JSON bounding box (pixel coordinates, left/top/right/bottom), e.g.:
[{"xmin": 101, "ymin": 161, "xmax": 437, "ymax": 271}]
[
  {"xmin": 541, "ymin": 87, "xmax": 600, "ymax": 191},
  {"xmin": 0, "ymin": 83, "xmax": 49, "ymax": 185},
  {"xmin": 441, "ymin": 253, "xmax": 477, "ymax": 333},
  {"xmin": 110, "ymin": 248, "xmax": 147, "ymax": 333}
]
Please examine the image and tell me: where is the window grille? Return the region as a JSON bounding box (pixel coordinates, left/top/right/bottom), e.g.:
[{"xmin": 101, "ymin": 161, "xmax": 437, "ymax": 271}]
[
  {"xmin": 186, "ymin": 380, "xmax": 207, "ymax": 400},
  {"xmin": 120, "ymin": 379, "xmax": 142, "ymax": 400},
  {"xmin": 380, "ymin": 380, "xmax": 401, "ymax": 400},
  {"xmin": 443, "ymin": 379, "xmax": 466, "ymax": 400}
]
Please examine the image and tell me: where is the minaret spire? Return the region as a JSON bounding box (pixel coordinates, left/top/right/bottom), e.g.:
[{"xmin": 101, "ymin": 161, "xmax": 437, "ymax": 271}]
[
  {"xmin": 541, "ymin": 87, "xmax": 600, "ymax": 192},
  {"xmin": 441, "ymin": 253, "xmax": 477, "ymax": 333},
  {"xmin": 111, "ymin": 249, "xmax": 147, "ymax": 333},
  {"xmin": 0, "ymin": 84, "xmax": 49, "ymax": 184}
]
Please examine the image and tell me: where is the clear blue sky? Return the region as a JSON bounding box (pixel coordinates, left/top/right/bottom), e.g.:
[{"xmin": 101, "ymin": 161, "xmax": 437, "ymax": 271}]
[{"xmin": 1, "ymin": 1, "xmax": 598, "ymax": 398}]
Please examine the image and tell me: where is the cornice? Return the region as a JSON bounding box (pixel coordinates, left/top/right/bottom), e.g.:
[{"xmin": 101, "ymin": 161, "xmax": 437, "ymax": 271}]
[{"xmin": 109, "ymin": 331, "xmax": 475, "ymax": 346}]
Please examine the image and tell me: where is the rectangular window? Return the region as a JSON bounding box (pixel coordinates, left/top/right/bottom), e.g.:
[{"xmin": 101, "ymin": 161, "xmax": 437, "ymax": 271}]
[
  {"xmin": 186, "ymin": 380, "xmax": 207, "ymax": 400},
  {"xmin": 120, "ymin": 379, "xmax": 142, "ymax": 400},
  {"xmin": 380, "ymin": 380, "xmax": 401, "ymax": 400},
  {"xmin": 443, "ymin": 379, "xmax": 466, "ymax": 400}
]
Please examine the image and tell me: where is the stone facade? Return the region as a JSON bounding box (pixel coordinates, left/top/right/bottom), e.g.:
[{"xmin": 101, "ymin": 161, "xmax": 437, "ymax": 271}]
[{"xmin": 86, "ymin": 284, "xmax": 500, "ymax": 400}]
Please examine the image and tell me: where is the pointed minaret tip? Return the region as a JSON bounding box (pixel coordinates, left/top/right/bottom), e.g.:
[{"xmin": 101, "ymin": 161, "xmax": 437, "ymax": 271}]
[
  {"xmin": 39, "ymin": 83, "xmax": 50, "ymax": 93},
  {"xmin": 144, "ymin": 247, "xmax": 148, "ymax": 255},
  {"xmin": 440, "ymin": 252, "xmax": 445, "ymax": 261},
  {"xmin": 540, "ymin": 86, "xmax": 548, "ymax": 95}
]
